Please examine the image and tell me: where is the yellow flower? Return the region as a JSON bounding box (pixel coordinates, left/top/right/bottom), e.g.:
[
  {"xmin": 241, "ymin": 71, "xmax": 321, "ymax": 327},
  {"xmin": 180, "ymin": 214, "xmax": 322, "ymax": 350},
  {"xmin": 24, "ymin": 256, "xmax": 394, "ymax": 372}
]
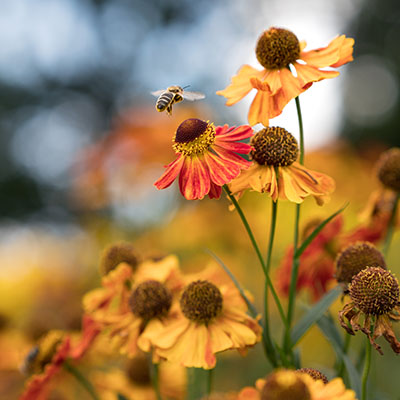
[
  {"xmin": 84, "ymin": 255, "xmax": 184, "ymax": 358},
  {"xmin": 237, "ymin": 370, "xmax": 356, "ymax": 400},
  {"xmin": 217, "ymin": 27, "xmax": 354, "ymax": 126},
  {"xmin": 144, "ymin": 266, "xmax": 262, "ymax": 369},
  {"xmin": 229, "ymin": 127, "xmax": 335, "ymax": 204}
]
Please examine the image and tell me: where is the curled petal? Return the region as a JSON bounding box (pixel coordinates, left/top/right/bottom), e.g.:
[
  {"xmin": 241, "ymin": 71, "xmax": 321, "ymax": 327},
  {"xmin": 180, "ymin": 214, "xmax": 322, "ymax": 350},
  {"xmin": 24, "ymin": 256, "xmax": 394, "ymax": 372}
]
[
  {"xmin": 293, "ymin": 62, "xmax": 340, "ymax": 87},
  {"xmin": 154, "ymin": 155, "xmax": 185, "ymax": 190}
]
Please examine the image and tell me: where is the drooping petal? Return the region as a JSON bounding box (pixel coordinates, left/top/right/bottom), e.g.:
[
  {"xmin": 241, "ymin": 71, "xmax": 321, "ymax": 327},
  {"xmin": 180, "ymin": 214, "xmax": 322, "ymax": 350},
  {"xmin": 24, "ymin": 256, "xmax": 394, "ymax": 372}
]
[
  {"xmin": 278, "ymin": 68, "xmax": 304, "ymax": 105},
  {"xmin": 213, "ymin": 146, "xmax": 251, "ymax": 169},
  {"xmin": 278, "ymin": 167, "xmax": 306, "ymax": 203},
  {"xmin": 300, "ymin": 35, "xmax": 351, "ymax": 68},
  {"xmin": 248, "ymin": 90, "xmax": 280, "ymax": 127},
  {"xmin": 208, "ymin": 181, "xmax": 222, "ymax": 199},
  {"xmin": 216, "ymin": 124, "xmax": 253, "ymax": 142},
  {"xmin": 330, "ymin": 36, "xmax": 355, "ymax": 68},
  {"xmin": 178, "ymin": 156, "xmax": 211, "ymax": 200},
  {"xmin": 293, "ymin": 62, "xmax": 340, "ymax": 87},
  {"xmin": 217, "ymin": 65, "xmax": 266, "ymax": 106},
  {"xmin": 262, "ymin": 69, "xmax": 282, "ymax": 95},
  {"xmin": 154, "ymin": 155, "xmax": 185, "ymax": 190}
]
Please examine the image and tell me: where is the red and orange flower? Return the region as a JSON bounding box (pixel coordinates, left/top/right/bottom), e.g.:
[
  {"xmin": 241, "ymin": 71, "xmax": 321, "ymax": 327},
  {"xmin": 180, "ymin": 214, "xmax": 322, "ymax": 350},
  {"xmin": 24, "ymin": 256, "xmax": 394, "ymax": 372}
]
[
  {"xmin": 154, "ymin": 118, "xmax": 253, "ymax": 200},
  {"xmin": 217, "ymin": 27, "xmax": 354, "ymax": 126}
]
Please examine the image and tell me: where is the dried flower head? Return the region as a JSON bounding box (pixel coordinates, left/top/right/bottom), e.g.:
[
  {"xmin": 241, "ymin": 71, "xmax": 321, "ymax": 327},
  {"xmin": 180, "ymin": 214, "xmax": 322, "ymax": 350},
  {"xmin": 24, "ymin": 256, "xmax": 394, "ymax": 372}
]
[
  {"xmin": 335, "ymin": 241, "xmax": 386, "ymax": 285},
  {"xmin": 376, "ymin": 148, "xmax": 400, "ymax": 192},
  {"xmin": 339, "ymin": 267, "xmax": 400, "ymax": 354},
  {"xmin": 297, "ymin": 368, "xmax": 328, "ymax": 384},
  {"xmin": 100, "ymin": 242, "xmax": 139, "ymax": 276}
]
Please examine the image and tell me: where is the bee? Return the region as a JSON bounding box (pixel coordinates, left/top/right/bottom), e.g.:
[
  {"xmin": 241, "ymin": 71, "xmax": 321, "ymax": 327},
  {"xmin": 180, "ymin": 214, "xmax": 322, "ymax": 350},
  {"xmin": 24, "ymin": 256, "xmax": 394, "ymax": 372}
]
[{"xmin": 151, "ymin": 85, "xmax": 205, "ymax": 115}]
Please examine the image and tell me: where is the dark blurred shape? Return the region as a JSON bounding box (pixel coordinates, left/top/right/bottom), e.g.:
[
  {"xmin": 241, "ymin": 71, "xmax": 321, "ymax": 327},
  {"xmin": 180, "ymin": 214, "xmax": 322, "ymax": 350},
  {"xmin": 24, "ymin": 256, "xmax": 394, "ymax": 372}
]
[{"xmin": 342, "ymin": 0, "xmax": 400, "ymax": 148}]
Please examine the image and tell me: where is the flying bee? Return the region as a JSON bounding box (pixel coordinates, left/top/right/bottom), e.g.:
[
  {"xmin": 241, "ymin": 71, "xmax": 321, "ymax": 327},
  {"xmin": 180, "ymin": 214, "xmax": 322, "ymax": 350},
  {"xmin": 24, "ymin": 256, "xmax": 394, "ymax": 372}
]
[{"xmin": 151, "ymin": 85, "xmax": 205, "ymax": 115}]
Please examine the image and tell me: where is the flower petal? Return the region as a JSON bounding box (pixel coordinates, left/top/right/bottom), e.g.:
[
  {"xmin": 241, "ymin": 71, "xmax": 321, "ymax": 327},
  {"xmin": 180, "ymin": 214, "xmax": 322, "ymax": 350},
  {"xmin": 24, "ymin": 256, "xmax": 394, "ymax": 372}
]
[
  {"xmin": 178, "ymin": 156, "xmax": 211, "ymax": 200},
  {"xmin": 217, "ymin": 65, "xmax": 266, "ymax": 106},
  {"xmin": 208, "ymin": 182, "xmax": 222, "ymax": 199},
  {"xmin": 204, "ymin": 152, "xmax": 242, "ymax": 186},
  {"xmin": 154, "ymin": 155, "xmax": 185, "ymax": 190},
  {"xmin": 293, "ymin": 62, "xmax": 340, "ymax": 87},
  {"xmin": 248, "ymin": 90, "xmax": 279, "ymax": 127},
  {"xmin": 216, "ymin": 124, "xmax": 253, "ymax": 142}
]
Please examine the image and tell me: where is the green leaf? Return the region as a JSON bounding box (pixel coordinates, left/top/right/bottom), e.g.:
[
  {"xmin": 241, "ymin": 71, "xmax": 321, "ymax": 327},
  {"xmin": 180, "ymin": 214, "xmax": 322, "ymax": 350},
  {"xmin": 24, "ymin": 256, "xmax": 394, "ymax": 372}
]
[
  {"xmin": 186, "ymin": 368, "xmax": 208, "ymax": 400},
  {"xmin": 317, "ymin": 315, "xmax": 361, "ymax": 398},
  {"xmin": 295, "ymin": 203, "xmax": 348, "ymax": 259},
  {"xmin": 291, "ymin": 285, "xmax": 342, "ymax": 346},
  {"xmin": 205, "ymin": 249, "xmax": 258, "ymax": 318}
]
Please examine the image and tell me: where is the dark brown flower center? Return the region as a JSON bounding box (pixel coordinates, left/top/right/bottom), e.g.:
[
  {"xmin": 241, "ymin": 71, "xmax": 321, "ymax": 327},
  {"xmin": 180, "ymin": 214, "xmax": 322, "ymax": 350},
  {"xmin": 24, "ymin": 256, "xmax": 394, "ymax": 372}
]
[
  {"xmin": 180, "ymin": 280, "xmax": 223, "ymax": 324},
  {"xmin": 251, "ymin": 127, "xmax": 298, "ymax": 167},
  {"xmin": 125, "ymin": 354, "xmax": 151, "ymax": 386},
  {"xmin": 100, "ymin": 242, "xmax": 139, "ymax": 276},
  {"xmin": 297, "ymin": 368, "xmax": 328, "ymax": 384},
  {"xmin": 335, "ymin": 241, "xmax": 386, "ymax": 284},
  {"xmin": 256, "ymin": 27, "xmax": 300, "ymax": 70},
  {"xmin": 377, "ymin": 147, "xmax": 400, "ymax": 192},
  {"xmin": 173, "ymin": 119, "xmax": 216, "ymax": 156},
  {"xmin": 261, "ymin": 371, "xmax": 311, "ymax": 400},
  {"xmin": 129, "ymin": 280, "xmax": 172, "ymax": 321},
  {"xmin": 350, "ymin": 267, "xmax": 399, "ymax": 315}
]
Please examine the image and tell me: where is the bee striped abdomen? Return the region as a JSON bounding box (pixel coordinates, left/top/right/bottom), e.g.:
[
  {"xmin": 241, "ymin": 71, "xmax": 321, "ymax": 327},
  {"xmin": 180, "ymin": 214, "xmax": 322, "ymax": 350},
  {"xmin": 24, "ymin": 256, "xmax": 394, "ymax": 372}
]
[{"xmin": 156, "ymin": 91, "xmax": 175, "ymax": 112}]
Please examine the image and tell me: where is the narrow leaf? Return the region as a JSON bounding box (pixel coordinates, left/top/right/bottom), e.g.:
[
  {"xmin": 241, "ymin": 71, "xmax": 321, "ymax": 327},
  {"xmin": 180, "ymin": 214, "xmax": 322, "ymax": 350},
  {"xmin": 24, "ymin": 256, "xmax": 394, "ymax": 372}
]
[
  {"xmin": 317, "ymin": 315, "xmax": 361, "ymax": 398},
  {"xmin": 205, "ymin": 249, "xmax": 258, "ymax": 318},
  {"xmin": 291, "ymin": 285, "xmax": 342, "ymax": 346},
  {"xmin": 295, "ymin": 203, "xmax": 348, "ymax": 258}
]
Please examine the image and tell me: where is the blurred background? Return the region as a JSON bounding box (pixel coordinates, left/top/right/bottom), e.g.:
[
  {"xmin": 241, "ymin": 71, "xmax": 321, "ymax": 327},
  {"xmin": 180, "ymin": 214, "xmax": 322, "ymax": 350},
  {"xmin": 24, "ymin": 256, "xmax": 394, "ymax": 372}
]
[{"xmin": 0, "ymin": 0, "xmax": 399, "ymax": 398}]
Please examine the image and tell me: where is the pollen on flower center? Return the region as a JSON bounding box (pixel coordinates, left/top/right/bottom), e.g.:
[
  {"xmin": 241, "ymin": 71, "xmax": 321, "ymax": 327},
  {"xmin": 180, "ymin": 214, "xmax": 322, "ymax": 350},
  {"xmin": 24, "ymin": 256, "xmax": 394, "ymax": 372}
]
[
  {"xmin": 335, "ymin": 242, "xmax": 386, "ymax": 284},
  {"xmin": 350, "ymin": 267, "xmax": 400, "ymax": 315},
  {"xmin": 180, "ymin": 280, "xmax": 223, "ymax": 324},
  {"xmin": 255, "ymin": 27, "xmax": 300, "ymax": 70},
  {"xmin": 129, "ymin": 280, "xmax": 172, "ymax": 321},
  {"xmin": 173, "ymin": 118, "xmax": 216, "ymax": 157},
  {"xmin": 297, "ymin": 368, "xmax": 328, "ymax": 384},
  {"xmin": 261, "ymin": 370, "xmax": 311, "ymax": 400},
  {"xmin": 251, "ymin": 127, "xmax": 298, "ymax": 167}
]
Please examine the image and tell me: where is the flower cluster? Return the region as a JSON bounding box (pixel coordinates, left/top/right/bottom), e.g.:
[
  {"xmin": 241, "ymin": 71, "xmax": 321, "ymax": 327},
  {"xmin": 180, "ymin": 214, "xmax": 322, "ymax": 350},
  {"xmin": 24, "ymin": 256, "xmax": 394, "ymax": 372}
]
[{"xmin": 83, "ymin": 244, "xmax": 262, "ymax": 370}]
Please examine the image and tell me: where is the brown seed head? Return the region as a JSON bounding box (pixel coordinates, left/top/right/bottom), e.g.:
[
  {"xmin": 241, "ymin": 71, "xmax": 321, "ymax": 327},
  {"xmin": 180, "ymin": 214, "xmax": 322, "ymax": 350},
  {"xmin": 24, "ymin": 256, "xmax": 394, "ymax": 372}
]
[
  {"xmin": 129, "ymin": 280, "xmax": 172, "ymax": 321},
  {"xmin": 261, "ymin": 370, "xmax": 311, "ymax": 400},
  {"xmin": 376, "ymin": 147, "xmax": 400, "ymax": 192},
  {"xmin": 251, "ymin": 127, "xmax": 298, "ymax": 167},
  {"xmin": 297, "ymin": 368, "xmax": 328, "ymax": 384},
  {"xmin": 350, "ymin": 267, "xmax": 399, "ymax": 315},
  {"xmin": 100, "ymin": 242, "xmax": 139, "ymax": 276},
  {"xmin": 180, "ymin": 280, "xmax": 223, "ymax": 324},
  {"xmin": 125, "ymin": 354, "xmax": 151, "ymax": 386},
  {"xmin": 256, "ymin": 27, "xmax": 300, "ymax": 70},
  {"xmin": 335, "ymin": 242, "xmax": 386, "ymax": 284}
]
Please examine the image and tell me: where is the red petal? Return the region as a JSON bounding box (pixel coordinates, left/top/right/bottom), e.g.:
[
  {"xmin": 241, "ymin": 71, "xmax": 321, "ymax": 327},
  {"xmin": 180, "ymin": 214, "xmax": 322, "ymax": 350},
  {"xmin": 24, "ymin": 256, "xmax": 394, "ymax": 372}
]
[
  {"xmin": 154, "ymin": 155, "xmax": 184, "ymax": 190},
  {"xmin": 204, "ymin": 152, "xmax": 242, "ymax": 186},
  {"xmin": 213, "ymin": 146, "xmax": 251, "ymax": 169},
  {"xmin": 179, "ymin": 156, "xmax": 211, "ymax": 200},
  {"xmin": 208, "ymin": 182, "xmax": 222, "ymax": 199},
  {"xmin": 216, "ymin": 125, "xmax": 253, "ymax": 141}
]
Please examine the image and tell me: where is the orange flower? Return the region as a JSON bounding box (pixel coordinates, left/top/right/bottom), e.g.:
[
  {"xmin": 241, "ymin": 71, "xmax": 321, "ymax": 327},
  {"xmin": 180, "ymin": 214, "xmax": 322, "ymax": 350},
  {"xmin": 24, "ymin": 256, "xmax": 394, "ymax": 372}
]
[
  {"xmin": 144, "ymin": 266, "xmax": 262, "ymax": 369},
  {"xmin": 217, "ymin": 27, "xmax": 354, "ymax": 126},
  {"xmin": 84, "ymin": 255, "xmax": 184, "ymax": 358},
  {"xmin": 154, "ymin": 119, "xmax": 253, "ymax": 200},
  {"xmin": 20, "ymin": 316, "xmax": 100, "ymax": 400},
  {"xmin": 238, "ymin": 370, "xmax": 356, "ymax": 400},
  {"xmin": 229, "ymin": 127, "xmax": 335, "ymax": 204}
]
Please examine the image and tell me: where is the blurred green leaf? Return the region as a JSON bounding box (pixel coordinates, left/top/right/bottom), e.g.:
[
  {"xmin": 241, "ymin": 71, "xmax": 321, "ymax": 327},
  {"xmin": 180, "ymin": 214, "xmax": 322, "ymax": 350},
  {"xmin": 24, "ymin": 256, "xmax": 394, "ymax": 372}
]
[
  {"xmin": 291, "ymin": 286, "xmax": 342, "ymax": 346},
  {"xmin": 317, "ymin": 315, "xmax": 361, "ymax": 398},
  {"xmin": 295, "ymin": 204, "xmax": 348, "ymax": 259},
  {"xmin": 187, "ymin": 368, "xmax": 209, "ymax": 400},
  {"xmin": 117, "ymin": 394, "xmax": 129, "ymax": 400}
]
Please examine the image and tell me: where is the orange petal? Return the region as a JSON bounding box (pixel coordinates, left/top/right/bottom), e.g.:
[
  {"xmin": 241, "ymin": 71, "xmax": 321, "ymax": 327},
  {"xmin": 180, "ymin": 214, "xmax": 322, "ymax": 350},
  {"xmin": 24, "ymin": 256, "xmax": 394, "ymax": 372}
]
[
  {"xmin": 216, "ymin": 124, "xmax": 253, "ymax": 142},
  {"xmin": 204, "ymin": 151, "xmax": 241, "ymax": 186},
  {"xmin": 293, "ymin": 62, "xmax": 340, "ymax": 87},
  {"xmin": 278, "ymin": 68, "xmax": 304, "ymax": 105},
  {"xmin": 300, "ymin": 35, "xmax": 347, "ymax": 68},
  {"xmin": 178, "ymin": 156, "xmax": 211, "ymax": 200},
  {"xmin": 238, "ymin": 387, "xmax": 261, "ymax": 400},
  {"xmin": 331, "ymin": 36, "xmax": 355, "ymax": 68},
  {"xmin": 217, "ymin": 65, "xmax": 266, "ymax": 106},
  {"xmin": 154, "ymin": 155, "xmax": 185, "ymax": 190},
  {"xmin": 248, "ymin": 90, "xmax": 281, "ymax": 126}
]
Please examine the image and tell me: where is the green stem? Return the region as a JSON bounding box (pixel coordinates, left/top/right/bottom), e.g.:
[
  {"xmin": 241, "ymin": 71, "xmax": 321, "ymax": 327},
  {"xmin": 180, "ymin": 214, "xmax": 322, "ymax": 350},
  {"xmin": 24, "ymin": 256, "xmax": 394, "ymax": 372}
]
[
  {"xmin": 264, "ymin": 200, "xmax": 278, "ymax": 362},
  {"xmin": 63, "ymin": 360, "xmax": 100, "ymax": 400},
  {"xmin": 337, "ymin": 333, "xmax": 351, "ymax": 378},
  {"xmin": 151, "ymin": 362, "xmax": 162, "ymax": 400},
  {"xmin": 361, "ymin": 337, "xmax": 372, "ymax": 400},
  {"xmin": 383, "ymin": 192, "xmax": 399, "ymax": 257},
  {"xmin": 223, "ymin": 185, "xmax": 287, "ymax": 328},
  {"xmin": 282, "ymin": 96, "xmax": 304, "ymax": 361},
  {"xmin": 206, "ymin": 369, "xmax": 213, "ymax": 398},
  {"xmin": 295, "ymin": 96, "xmax": 304, "ymax": 165}
]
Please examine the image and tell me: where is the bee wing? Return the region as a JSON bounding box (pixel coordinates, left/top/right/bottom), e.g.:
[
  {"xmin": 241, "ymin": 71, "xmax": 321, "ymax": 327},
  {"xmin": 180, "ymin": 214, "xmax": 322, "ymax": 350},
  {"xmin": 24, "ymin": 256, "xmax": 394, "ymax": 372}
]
[
  {"xmin": 151, "ymin": 90, "xmax": 165, "ymax": 97},
  {"xmin": 182, "ymin": 91, "xmax": 206, "ymax": 101}
]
